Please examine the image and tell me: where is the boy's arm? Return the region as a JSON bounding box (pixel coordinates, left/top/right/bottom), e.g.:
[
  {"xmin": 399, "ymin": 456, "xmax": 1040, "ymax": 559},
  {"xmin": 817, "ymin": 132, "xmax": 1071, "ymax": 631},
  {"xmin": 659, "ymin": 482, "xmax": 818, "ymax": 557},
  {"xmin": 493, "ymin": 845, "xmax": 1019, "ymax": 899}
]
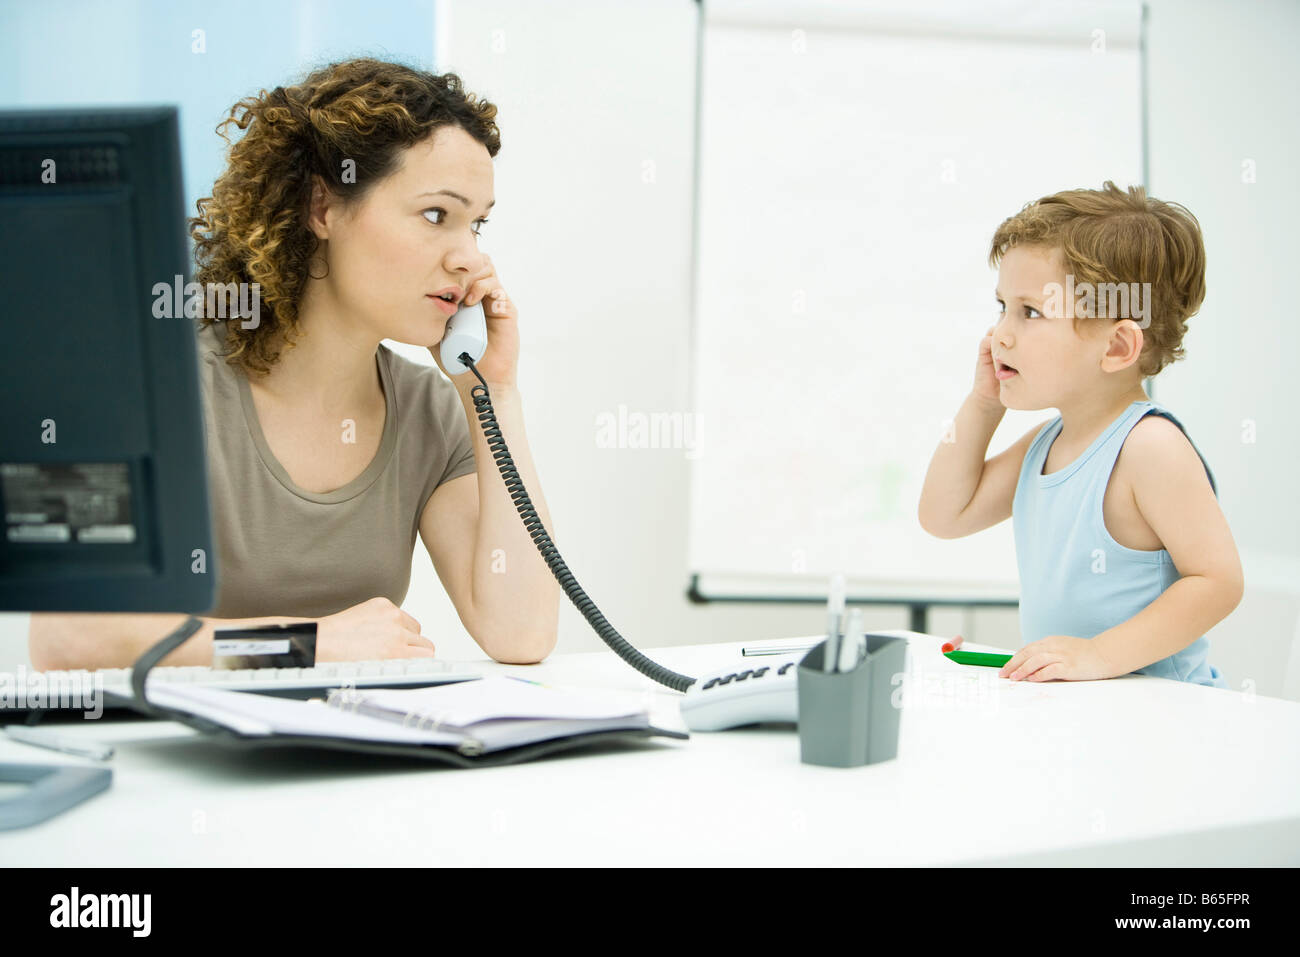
[
  {"xmin": 1090, "ymin": 417, "xmax": 1244, "ymax": 676},
  {"xmin": 918, "ymin": 392, "xmax": 1040, "ymax": 539}
]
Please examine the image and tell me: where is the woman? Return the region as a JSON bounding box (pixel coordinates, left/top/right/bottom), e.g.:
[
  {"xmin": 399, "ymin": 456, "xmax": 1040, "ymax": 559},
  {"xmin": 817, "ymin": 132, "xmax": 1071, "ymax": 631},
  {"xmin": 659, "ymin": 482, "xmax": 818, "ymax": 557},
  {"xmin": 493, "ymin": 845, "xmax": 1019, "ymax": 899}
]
[{"xmin": 30, "ymin": 58, "xmax": 560, "ymax": 669}]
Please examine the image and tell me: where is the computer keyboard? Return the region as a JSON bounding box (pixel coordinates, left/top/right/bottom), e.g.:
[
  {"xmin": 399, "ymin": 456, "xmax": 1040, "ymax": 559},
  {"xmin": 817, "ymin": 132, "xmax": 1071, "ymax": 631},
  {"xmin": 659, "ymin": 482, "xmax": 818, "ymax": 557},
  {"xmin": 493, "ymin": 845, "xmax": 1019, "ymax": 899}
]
[{"xmin": 1, "ymin": 659, "xmax": 483, "ymax": 720}]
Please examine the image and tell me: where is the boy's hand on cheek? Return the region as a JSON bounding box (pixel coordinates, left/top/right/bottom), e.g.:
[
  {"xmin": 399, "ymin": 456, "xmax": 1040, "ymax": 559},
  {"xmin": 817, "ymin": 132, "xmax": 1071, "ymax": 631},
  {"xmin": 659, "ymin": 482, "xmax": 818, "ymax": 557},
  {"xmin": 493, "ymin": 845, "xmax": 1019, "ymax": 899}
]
[
  {"xmin": 998, "ymin": 635, "xmax": 1115, "ymax": 682},
  {"xmin": 972, "ymin": 326, "xmax": 1004, "ymax": 410}
]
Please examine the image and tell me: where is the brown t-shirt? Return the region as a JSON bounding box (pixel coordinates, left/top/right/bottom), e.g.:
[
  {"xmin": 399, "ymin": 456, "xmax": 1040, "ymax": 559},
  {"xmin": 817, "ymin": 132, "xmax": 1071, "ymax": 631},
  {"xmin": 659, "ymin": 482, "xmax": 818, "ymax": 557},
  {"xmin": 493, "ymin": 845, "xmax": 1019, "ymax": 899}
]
[{"xmin": 195, "ymin": 320, "xmax": 477, "ymax": 619}]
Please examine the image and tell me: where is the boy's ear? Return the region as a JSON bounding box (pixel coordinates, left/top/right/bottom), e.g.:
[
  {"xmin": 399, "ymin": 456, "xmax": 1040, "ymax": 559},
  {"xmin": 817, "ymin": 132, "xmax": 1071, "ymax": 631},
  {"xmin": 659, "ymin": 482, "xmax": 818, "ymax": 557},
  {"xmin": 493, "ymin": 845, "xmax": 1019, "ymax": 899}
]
[{"xmin": 1100, "ymin": 319, "xmax": 1144, "ymax": 373}]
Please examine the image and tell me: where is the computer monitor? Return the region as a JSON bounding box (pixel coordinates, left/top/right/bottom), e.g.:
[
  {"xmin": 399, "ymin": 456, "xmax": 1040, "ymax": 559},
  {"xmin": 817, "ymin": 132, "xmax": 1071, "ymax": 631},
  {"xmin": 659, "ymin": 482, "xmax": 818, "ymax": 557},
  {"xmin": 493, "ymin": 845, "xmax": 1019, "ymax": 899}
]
[{"xmin": 0, "ymin": 105, "xmax": 216, "ymax": 614}]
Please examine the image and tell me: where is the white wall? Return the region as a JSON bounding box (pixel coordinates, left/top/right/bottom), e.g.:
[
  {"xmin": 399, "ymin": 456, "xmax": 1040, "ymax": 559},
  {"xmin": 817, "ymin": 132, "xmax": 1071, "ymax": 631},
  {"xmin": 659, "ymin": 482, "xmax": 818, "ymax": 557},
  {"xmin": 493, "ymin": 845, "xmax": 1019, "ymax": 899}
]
[
  {"xmin": 0, "ymin": 614, "xmax": 27, "ymax": 674},
  {"xmin": 1147, "ymin": 0, "xmax": 1300, "ymax": 698}
]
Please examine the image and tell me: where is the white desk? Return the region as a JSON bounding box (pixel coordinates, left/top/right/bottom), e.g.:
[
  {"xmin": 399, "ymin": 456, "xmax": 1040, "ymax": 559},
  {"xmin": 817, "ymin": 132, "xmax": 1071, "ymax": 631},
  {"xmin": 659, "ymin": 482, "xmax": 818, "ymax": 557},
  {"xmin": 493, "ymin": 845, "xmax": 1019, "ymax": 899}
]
[{"xmin": 3, "ymin": 632, "xmax": 1299, "ymax": 866}]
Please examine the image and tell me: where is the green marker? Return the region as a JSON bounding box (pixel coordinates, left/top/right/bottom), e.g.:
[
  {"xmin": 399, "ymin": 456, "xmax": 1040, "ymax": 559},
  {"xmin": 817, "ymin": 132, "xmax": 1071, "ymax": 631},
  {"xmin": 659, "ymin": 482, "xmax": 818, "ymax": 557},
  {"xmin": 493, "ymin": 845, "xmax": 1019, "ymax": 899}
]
[{"xmin": 944, "ymin": 650, "xmax": 1013, "ymax": 668}]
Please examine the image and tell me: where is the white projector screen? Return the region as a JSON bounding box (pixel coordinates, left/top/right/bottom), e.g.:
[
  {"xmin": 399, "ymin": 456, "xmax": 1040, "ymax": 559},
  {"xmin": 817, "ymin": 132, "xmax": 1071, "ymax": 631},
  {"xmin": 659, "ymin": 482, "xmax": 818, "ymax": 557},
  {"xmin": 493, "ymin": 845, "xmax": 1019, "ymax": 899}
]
[{"xmin": 687, "ymin": 0, "xmax": 1143, "ymax": 602}]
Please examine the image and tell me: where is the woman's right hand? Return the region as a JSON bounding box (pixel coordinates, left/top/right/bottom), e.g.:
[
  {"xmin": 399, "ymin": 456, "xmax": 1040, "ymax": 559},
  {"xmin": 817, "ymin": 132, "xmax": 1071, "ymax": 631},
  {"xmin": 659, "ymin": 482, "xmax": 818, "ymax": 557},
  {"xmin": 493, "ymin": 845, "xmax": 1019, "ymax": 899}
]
[
  {"xmin": 314, "ymin": 597, "xmax": 435, "ymax": 661},
  {"xmin": 972, "ymin": 326, "xmax": 1003, "ymax": 408}
]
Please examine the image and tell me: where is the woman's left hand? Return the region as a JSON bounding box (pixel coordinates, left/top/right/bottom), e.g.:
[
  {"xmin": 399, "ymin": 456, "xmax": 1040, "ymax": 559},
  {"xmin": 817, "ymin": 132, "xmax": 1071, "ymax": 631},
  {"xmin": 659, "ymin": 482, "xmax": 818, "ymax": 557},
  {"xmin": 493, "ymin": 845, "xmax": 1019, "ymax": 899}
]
[{"xmin": 431, "ymin": 252, "xmax": 520, "ymax": 390}]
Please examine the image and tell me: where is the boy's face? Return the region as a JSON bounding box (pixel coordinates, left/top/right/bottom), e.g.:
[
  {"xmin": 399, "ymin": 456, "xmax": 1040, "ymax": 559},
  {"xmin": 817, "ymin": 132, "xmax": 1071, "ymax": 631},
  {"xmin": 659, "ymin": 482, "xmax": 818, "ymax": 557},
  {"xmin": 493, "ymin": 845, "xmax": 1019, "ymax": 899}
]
[{"xmin": 992, "ymin": 245, "xmax": 1116, "ymax": 411}]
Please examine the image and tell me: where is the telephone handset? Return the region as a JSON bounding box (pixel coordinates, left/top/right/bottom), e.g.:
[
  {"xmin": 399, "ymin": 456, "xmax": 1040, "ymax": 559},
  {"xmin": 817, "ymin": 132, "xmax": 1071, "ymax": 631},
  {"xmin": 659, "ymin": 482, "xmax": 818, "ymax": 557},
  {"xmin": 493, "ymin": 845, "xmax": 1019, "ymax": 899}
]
[{"xmin": 439, "ymin": 300, "xmax": 488, "ymax": 375}]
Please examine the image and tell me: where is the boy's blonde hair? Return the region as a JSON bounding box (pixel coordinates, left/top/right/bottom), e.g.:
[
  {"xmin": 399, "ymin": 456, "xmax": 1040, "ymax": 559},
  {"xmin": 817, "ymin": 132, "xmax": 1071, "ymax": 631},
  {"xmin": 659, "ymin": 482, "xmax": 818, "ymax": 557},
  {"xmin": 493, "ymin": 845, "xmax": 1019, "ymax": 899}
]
[{"xmin": 988, "ymin": 181, "xmax": 1206, "ymax": 376}]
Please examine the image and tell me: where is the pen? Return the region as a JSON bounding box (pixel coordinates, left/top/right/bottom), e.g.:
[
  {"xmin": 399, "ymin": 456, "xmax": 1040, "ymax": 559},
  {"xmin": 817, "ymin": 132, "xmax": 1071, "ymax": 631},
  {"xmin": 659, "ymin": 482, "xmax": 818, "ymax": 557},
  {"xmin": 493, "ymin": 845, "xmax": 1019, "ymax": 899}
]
[
  {"xmin": 943, "ymin": 650, "xmax": 1013, "ymax": 668},
  {"xmin": 4, "ymin": 725, "xmax": 114, "ymax": 761},
  {"xmin": 504, "ymin": 675, "xmax": 545, "ymax": 687},
  {"xmin": 741, "ymin": 642, "xmax": 819, "ymax": 657},
  {"xmin": 838, "ymin": 608, "xmax": 864, "ymax": 672},
  {"xmin": 824, "ymin": 573, "xmax": 845, "ymax": 673}
]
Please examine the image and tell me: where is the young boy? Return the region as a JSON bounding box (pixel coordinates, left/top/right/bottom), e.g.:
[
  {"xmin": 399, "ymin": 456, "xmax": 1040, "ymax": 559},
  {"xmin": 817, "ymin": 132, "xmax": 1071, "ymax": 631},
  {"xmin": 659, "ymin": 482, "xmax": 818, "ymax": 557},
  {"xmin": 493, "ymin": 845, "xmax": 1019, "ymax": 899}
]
[{"xmin": 917, "ymin": 181, "xmax": 1242, "ymax": 688}]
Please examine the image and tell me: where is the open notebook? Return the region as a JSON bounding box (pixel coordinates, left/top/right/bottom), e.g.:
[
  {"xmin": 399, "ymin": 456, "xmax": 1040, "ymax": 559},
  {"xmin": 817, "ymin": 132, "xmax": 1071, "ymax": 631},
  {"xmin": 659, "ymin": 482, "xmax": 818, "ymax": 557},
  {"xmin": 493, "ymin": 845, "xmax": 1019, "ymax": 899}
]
[{"xmin": 140, "ymin": 675, "xmax": 687, "ymax": 763}]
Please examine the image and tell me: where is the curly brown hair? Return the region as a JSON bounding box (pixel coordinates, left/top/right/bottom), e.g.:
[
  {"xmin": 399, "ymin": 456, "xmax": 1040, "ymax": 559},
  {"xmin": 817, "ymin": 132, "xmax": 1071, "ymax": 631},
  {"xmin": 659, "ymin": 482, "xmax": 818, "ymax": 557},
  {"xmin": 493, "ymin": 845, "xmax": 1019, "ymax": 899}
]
[
  {"xmin": 189, "ymin": 57, "xmax": 501, "ymax": 377},
  {"xmin": 988, "ymin": 181, "xmax": 1207, "ymax": 376}
]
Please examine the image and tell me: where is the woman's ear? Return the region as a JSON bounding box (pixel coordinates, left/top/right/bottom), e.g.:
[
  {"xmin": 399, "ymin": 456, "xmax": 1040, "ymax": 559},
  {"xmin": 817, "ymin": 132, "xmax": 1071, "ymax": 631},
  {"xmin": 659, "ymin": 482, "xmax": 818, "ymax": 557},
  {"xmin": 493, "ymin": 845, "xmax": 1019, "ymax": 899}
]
[
  {"xmin": 305, "ymin": 174, "xmax": 332, "ymax": 241},
  {"xmin": 1100, "ymin": 319, "xmax": 1144, "ymax": 373}
]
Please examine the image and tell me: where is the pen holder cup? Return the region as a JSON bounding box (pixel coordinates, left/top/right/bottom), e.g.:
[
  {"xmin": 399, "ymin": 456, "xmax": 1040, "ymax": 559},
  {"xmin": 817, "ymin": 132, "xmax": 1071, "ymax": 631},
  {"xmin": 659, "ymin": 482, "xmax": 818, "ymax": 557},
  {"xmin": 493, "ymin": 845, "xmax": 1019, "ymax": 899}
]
[{"xmin": 797, "ymin": 634, "xmax": 907, "ymax": 768}]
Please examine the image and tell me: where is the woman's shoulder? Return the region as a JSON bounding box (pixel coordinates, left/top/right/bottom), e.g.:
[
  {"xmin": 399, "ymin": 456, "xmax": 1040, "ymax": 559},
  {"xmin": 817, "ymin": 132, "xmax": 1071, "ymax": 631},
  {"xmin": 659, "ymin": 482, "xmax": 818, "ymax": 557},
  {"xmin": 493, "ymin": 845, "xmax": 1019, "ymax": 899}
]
[
  {"xmin": 194, "ymin": 319, "xmax": 235, "ymax": 368},
  {"xmin": 192, "ymin": 321, "xmax": 233, "ymax": 395}
]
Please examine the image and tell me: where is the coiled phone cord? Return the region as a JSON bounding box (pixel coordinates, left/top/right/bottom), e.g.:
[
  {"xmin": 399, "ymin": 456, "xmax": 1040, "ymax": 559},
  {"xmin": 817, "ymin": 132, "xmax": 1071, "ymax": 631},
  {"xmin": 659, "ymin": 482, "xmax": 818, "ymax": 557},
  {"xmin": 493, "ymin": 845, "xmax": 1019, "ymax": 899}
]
[{"xmin": 462, "ymin": 355, "xmax": 696, "ymax": 693}]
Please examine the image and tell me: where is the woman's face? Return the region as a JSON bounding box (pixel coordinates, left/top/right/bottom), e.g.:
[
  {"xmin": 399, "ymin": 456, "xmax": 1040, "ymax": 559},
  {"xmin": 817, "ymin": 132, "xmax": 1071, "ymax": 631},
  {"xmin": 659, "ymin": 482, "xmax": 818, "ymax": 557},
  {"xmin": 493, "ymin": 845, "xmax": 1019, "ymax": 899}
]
[{"xmin": 314, "ymin": 124, "xmax": 494, "ymax": 348}]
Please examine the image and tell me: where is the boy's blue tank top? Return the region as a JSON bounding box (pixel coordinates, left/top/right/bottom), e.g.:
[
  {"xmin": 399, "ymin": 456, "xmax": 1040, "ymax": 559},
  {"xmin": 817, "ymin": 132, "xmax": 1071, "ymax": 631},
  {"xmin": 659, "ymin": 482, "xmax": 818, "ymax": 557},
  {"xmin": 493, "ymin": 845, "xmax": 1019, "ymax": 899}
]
[{"xmin": 1012, "ymin": 399, "xmax": 1226, "ymax": 688}]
